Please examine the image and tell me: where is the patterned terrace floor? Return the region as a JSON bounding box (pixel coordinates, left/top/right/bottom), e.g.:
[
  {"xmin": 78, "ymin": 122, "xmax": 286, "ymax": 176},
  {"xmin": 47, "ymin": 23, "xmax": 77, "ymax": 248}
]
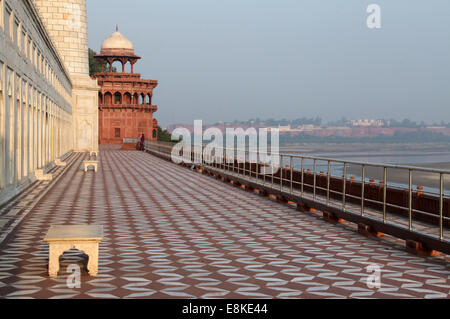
[{"xmin": 0, "ymin": 150, "xmax": 449, "ymax": 299}]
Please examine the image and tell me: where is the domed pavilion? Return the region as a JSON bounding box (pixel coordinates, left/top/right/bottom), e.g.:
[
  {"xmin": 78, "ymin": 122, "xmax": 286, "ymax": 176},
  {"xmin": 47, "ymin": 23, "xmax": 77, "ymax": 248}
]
[{"xmin": 93, "ymin": 27, "xmax": 159, "ymax": 146}]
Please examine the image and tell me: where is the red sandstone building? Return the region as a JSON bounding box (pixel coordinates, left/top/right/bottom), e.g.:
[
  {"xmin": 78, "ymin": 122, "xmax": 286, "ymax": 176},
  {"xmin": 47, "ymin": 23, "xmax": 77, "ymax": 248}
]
[{"xmin": 93, "ymin": 29, "xmax": 159, "ymax": 145}]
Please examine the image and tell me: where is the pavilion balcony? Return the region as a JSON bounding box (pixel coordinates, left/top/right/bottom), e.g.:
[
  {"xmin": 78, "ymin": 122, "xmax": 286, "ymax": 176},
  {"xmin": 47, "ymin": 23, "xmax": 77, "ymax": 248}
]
[{"xmin": 99, "ymin": 104, "xmax": 158, "ymax": 112}]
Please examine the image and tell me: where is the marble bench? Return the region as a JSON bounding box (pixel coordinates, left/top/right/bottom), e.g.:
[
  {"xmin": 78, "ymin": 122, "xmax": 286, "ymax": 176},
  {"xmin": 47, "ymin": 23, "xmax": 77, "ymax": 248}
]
[
  {"xmin": 34, "ymin": 169, "xmax": 53, "ymax": 181},
  {"xmin": 43, "ymin": 225, "xmax": 104, "ymax": 278},
  {"xmin": 83, "ymin": 160, "xmax": 98, "ymax": 172},
  {"xmin": 55, "ymin": 158, "xmax": 67, "ymax": 167}
]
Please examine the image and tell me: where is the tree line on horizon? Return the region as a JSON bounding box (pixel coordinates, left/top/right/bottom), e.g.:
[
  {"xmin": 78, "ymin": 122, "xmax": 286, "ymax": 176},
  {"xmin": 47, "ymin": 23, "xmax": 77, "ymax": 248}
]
[{"xmin": 279, "ymin": 130, "xmax": 450, "ymax": 144}]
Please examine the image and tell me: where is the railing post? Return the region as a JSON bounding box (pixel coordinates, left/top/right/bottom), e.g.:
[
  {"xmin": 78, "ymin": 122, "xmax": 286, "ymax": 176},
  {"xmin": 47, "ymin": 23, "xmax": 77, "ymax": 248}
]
[
  {"xmin": 246, "ymin": 150, "xmax": 248, "ymax": 176},
  {"xmin": 204, "ymin": 147, "xmax": 207, "ymax": 167},
  {"xmin": 243, "ymin": 151, "xmax": 246, "ymax": 177},
  {"xmin": 263, "ymin": 160, "xmax": 266, "ymax": 185},
  {"xmin": 440, "ymin": 173, "xmax": 444, "ymax": 241},
  {"xmin": 361, "ymin": 165, "xmax": 365, "ymax": 217},
  {"xmin": 280, "ymin": 155, "xmax": 283, "ymax": 192},
  {"xmin": 409, "ymin": 169, "xmax": 413, "ymax": 231},
  {"xmin": 313, "ymin": 160, "xmax": 317, "ymax": 201},
  {"xmin": 327, "ymin": 161, "xmax": 331, "ymax": 206},
  {"xmin": 383, "ymin": 167, "xmax": 387, "ymax": 224},
  {"xmin": 203, "ymin": 145, "xmax": 206, "ymax": 167},
  {"xmin": 225, "ymin": 148, "xmax": 228, "ymax": 172},
  {"xmin": 256, "ymin": 149, "xmax": 259, "ymax": 182},
  {"xmin": 342, "ymin": 163, "xmax": 347, "ymax": 211},
  {"xmin": 238, "ymin": 153, "xmax": 241, "ymax": 176},
  {"xmin": 271, "ymin": 160, "xmax": 274, "ymax": 188},
  {"xmin": 290, "ymin": 156, "xmax": 293, "ymax": 195},
  {"xmin": 209, "ymin": 150, "xmax": 212, "ymax": 168},
  {"xmin": 229, "ymin": 149, "xmax": 231, "ymax": 173},
  {"xmin": 233, "ymin": 149, "xmax": 235, "ymax": 174},
  {"xmin": 301, "ymin": 158, "xmax": 304, "ymax": 197}
]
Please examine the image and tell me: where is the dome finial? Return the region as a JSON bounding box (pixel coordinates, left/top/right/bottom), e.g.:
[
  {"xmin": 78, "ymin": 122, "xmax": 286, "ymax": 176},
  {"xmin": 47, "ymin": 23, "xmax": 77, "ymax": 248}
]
[
  {"xmin": 116, "ymin": 24, "xmax": 119, "ymax": 32},
  {"xmin": 101, "ymin": 28, "xmax": 135, "ymax": 52}
]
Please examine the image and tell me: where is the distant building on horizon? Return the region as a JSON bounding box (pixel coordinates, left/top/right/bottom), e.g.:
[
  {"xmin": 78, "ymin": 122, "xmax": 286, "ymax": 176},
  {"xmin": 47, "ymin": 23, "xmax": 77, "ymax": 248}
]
[{"xmin": 351, "ymin": 119, "xmax": 384, "ymax": 127}]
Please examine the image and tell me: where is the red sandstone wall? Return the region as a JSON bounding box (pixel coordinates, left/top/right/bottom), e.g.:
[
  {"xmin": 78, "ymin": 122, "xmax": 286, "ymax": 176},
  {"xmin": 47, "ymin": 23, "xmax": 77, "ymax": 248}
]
[{"xmin": 99, "ymin": 110, "xmax": 157, "ymax": 144}]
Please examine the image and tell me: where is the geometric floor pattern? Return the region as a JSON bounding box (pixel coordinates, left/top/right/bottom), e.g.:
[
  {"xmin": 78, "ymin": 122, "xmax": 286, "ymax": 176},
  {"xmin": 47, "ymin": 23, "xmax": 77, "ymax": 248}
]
[
  {"xmin": 0, "ymin": 156, "xmax": 74, "ymax": 244},
  {"xmin": 0, "ymin": 150, "xmax": 449, "ymax": 299}
]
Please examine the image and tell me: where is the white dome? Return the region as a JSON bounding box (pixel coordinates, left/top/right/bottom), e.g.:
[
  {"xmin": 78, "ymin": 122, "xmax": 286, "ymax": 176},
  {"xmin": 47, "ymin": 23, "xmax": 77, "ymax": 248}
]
[{"xmin": 101, "ymin": 31, "xmax": 134, "ymax": 51}]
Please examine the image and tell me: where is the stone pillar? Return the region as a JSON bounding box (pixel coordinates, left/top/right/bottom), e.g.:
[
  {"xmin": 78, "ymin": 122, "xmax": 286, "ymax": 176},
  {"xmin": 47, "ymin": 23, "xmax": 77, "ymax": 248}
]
[
  {"xmin": 33, "ymin": 96, "xmax": 37, "ymax": 171},
  {"xmin": 71, "ymin": 74, "xmax": 99, "ymax": 152},
  {"xmin": 37, "ymin": 97, "xmax": 42, "ymax": 169},
  {"xmin": 36, "ymin": 98, "xmax": 39, "ymax": 170},
  {"xmin": 40, "ymin": 98, "xmax": 44, "ymax": 168},
  {"xmin": 0, "ymin": 62, "xmax": 4, "ymax": 190},
  {"xmin": 45, "ymin": 101, "xmax": 48, "ymax": 165},
  {"xmin": 23, "ymin": 95, "xmax": 28, "ymax": 178},
  {"xmin": 16, "ymin": 78, "xmax": 21, "ymax": 183},
  {"xmin": 33, "ymin": 0, "xmax": 100, "ymax": 153},
  {"xmin": 6, "ymin": 70, "xmax": 13, "ymax": 186},
  {"xmin": 49, "ymin": 104, "xmax": 53, "ymax": 162},
  {"xmin": 30, "ymin": 98, "xmax": 34, "ymax": 174}
]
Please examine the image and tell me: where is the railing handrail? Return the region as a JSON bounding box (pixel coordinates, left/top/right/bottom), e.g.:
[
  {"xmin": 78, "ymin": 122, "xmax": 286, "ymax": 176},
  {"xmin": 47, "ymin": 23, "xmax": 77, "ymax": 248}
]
[{"xmin": 144, "ymin": 141, "xmax": 450, "ymax": 175}]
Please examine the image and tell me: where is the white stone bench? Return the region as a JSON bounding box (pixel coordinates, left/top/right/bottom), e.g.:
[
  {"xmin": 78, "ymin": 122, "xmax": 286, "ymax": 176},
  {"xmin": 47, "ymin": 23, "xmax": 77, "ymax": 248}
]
[
  {"xmin": 43, "ymin": 225, "xmax": 104, "ymax": 278},
  {"xmin": 35, "ymin": 169, "xmax": 53, "ymax": 181},
  {"xmin": 55, "ymin": 158, "xmax": 67, "ymax": 167},
  {"xmin": 83, "ymin": 160, "xmax": 98, "ymax": 172}
]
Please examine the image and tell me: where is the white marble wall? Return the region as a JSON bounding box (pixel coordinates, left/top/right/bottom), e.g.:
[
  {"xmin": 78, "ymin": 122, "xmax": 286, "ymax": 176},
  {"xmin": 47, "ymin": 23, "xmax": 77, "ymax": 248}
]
[
  {"xmin": 0, "ymin": 0, "xmax": 73, "ymax": 205},
  {"xmin": 33, "ymin": 0, "xmax": 89, "ymax": 76},
  {"xmin": 33, "ymin": 0, "xmax": 99, "ymax": 153}
]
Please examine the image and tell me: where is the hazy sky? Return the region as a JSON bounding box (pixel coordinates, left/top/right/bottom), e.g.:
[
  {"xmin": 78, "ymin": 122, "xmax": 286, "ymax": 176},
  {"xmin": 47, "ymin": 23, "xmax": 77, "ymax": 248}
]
[{"xmin": 87, "ymin": 0, "xmax": 450, "ymax": 127}]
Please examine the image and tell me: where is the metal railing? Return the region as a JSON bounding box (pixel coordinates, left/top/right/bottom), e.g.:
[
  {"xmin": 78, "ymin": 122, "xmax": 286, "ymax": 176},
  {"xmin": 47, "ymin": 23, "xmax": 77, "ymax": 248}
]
[{"xmin": 144, "ymin": 141, "xmax": 450, "ymax": 247}]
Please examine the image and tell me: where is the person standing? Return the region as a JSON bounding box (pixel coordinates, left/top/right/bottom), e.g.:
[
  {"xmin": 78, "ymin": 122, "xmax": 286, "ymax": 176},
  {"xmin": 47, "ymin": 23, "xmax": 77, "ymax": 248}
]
[{"xmin": 140, "ymin": 133, "xmax": 145, "ymax": 151}]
